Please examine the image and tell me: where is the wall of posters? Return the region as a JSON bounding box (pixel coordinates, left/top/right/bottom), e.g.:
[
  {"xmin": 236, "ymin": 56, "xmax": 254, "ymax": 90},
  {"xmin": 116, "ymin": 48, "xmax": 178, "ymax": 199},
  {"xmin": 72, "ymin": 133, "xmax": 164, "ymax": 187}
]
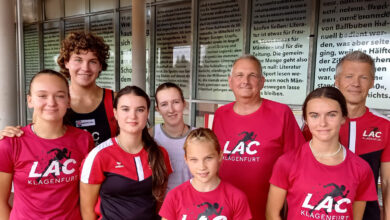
[{"xmin": 315, "ymin": 0, "xmax": 390, "ymax": 109}]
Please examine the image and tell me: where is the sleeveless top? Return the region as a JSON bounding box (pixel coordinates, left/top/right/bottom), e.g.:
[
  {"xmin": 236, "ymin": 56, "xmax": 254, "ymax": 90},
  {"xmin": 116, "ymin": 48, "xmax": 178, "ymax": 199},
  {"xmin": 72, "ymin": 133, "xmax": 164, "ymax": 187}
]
[
  {"xmin": 154, "ymin": 124, "xmax": 194, "ymax": 192},
  {"xmin": 65, "ymin": 88, "xmax": 118, "ymax": 145}
]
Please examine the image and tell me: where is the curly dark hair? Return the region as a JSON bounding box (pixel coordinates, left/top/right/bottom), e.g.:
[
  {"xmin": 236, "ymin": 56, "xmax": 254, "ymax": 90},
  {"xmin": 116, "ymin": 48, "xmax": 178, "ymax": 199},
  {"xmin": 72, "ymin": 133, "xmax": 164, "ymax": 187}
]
[{"xmin": 57, "ymin": 32, "xmax": 110, "ymax": 78}]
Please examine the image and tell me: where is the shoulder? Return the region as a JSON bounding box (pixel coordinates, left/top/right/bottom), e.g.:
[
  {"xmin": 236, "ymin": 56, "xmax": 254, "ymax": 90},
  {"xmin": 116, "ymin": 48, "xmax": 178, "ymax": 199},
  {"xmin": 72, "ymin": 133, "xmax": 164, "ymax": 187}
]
[
  {"xmin": 220, "ymin": 181, "xmax": 246, "ymax": 197},
  {"xmin": 346, "ymin": 148, "xmax": 372, "ymax": 172},
  {"xmin": 65, "ymin": 125, "xmax": 92, "ymax": 137},
  {"xmin": 215, "ymin": 102, "xmax": 234, "ymax": 115},
  {"xmin": 86, "ymin": 138, "xmax": 115, "ymax": 160},
  {"xmin": 367, "ymin": 108, "xmax": 390, "ymax": 123},
  {"xmin": 262, "ymin": 99, "xmax": 292, "ymax": 113}
]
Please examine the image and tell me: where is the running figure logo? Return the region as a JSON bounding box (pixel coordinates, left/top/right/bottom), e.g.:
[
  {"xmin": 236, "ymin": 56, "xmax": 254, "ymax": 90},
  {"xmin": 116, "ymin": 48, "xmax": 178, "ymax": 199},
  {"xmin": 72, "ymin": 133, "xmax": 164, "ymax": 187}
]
[
  {"xmin": 227, "ymin": 131, "xmax": 257, "ymax": 158},
  {"xmin": 37, "ymin": 148, "xmax": 71, "ymax": 182},
  {"xmin": 197, "ymin": 202, "xmax": 223, "ymax": 220},
  {"xmin": 309, "ymin": 183, "xmax": 350, "ymax": 214}
]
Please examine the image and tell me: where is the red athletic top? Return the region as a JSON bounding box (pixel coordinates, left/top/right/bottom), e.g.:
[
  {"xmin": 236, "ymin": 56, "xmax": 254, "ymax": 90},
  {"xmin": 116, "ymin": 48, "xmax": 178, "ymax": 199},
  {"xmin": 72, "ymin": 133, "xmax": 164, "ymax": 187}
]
[
  {"xmin": 212, "ymin": 99, "xmax": 305, "ymax": 220},
  {"xmin": 271, "ymin": 142, "xmax": 377, "ymax": 219},
  {"xmin": 0, "ymin": 125, "xmax": 93, "ymax": 220},
  {"xmin": 81, "ymin": 138, "xmax": 172, "ymax": 219}
]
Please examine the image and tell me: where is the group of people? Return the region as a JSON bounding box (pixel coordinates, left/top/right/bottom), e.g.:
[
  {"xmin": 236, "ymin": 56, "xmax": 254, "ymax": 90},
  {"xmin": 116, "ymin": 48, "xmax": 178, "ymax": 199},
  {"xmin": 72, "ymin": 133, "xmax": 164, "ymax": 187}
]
[{"xmin": 0, "ymin": 31, "xmax": 388, "ymax": 220}]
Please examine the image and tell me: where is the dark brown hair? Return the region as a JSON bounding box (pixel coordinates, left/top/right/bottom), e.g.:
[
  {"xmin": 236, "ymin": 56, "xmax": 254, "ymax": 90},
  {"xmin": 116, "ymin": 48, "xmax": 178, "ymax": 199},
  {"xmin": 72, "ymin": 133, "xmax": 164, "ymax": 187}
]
[
  {"xmin": 28, "ymin": 69, "xmax": 69, "ymax": 95},
  {"xmin": 155, "ymin": 82, "xmax": 185, "ymax": 106},
  {"xmin": 57, "ymin": 32, "xmax": 109, "ymax": 78},
  {"xmin": 114, "ymin": 86, "xmax": 168, "ymax": 202},
  {"xmin": 183, "ymin": 128, "xmax": 221, "ymax": 156},
  {"xmin": 302, "ymin": 86, "xmax": 348, "ymax": 121}
]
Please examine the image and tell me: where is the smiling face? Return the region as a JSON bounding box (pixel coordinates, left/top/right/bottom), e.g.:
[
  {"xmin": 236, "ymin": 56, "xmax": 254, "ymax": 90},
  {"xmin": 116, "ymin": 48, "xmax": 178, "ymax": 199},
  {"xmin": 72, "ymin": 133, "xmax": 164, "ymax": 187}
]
[
  {"xmin": 114, "ymin": 93, "xmax": 149, "ymax": 135},
  {"xmin": 27, "ymin": 74, "xmax": 70, "ymax": 123},
  {"xmin": 185, "ymin": 139, "xmax": 222, "ymax": 186},
  {"xmin": 306, "ymin": 97, "xmax": 346, "ymax": 143},
  {"xmin": 156, "ymin": 87, "xmax": 185, "ymax": 127},
  {"xmin": 335, "ymin": 61, "xmax": 374, "ymax": 107},
  {"xmin": 228, "ymin": 58, "xmax": 265, "ymax": 101},
  {"xmin": 65, "ymin": 50, "xmax": 102, "ymax": 87}
]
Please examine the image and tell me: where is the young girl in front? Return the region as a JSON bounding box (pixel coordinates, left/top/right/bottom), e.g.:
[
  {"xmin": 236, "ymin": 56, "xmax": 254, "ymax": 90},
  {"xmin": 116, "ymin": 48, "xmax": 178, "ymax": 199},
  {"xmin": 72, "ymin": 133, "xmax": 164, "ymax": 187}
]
[
  {"xmin": 159, "ymin": 128, "xmax": 252, "ymax": 220},
  {"xmin": 150, "ymin": 82, "xmax": 194, "ymax": 192},
  {"xmin": 80, "ymin": 86, "xmax": 172, "ymax": 220},
  {"xmin": 266, "ymin": 87, "xmax": 377, "ymax": 220},
  {"xmin": 0, "ymin": 69, "xmax": 94, "ymax": 219}
]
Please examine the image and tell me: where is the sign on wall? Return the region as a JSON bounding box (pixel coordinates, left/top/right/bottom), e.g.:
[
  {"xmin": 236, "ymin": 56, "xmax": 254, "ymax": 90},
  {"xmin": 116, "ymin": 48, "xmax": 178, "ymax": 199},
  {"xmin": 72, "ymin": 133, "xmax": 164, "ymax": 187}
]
[{"xmin": 315, "ymin": 0, "xmax": 390, "ymax": 109}]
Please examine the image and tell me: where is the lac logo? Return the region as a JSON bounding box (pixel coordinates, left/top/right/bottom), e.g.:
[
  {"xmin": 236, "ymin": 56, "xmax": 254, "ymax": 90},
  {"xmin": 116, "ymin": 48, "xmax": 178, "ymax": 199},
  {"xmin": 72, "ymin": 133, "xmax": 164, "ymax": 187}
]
[{"xmin": 362, "ymin": 127, "xmax": 382, "ymax": 141}]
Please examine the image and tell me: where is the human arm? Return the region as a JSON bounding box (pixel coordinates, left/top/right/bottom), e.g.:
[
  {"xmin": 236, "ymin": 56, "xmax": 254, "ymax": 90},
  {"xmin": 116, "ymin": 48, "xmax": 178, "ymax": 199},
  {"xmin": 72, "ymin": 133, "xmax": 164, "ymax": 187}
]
[
  {"xmin": 0, "ymin": 126, "xmax": 23, "ymax": 140},
  {"xmin": 80, "ymin": 182, "xmax": 100, "ymax": 220},
  {"xmin": 381, "ymin": 162, "xmax": 390, "ymax": 219},
  {"xmin": 266, "ymin": 184, "xmax": 287, "ymax": 220},
  {"xmin": 352, "ymin": 201, "xmax": 366, "ymax": 220},
  {"xmin": 0, "ymin": 172, "xmax": 12, "ymax": 220}
]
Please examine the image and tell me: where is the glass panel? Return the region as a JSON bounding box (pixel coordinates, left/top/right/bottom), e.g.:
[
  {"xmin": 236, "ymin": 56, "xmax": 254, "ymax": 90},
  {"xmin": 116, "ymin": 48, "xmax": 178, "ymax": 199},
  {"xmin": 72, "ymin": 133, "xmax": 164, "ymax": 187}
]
[
  {"xmin": 119, "ymin": 9, "xmax": 151, "ymax": 90},
  {"xmin": 90, "ymin": 13, "xmax": 116, "ymax": 90},
  {"xmin": 24, "ymin": 24, "xmax": 40, "ymax": 121},
  {"xmin": 195, "ymin": 103, "xmax": 220, "ymax": 128},
  {"xmin": 91, "ymin": 0, "xmax": 115, "ymax": 12},
  {"xmin": 43, "ymin": 22, "xmax": 61, "ymax": 71},
  {"xmin": 120, "ymin": 11, "xmax": 132, "ymax": 88},
  {"xmin": 197, "ymin": 0, "xmax": 244, "ymax": 101},
  {"xmin": 65, "ymin": 0, "xmax": 87, "ymax": 17},
  {"xmin": 23, "ymin": 0, "xmax": 39, "ymax": 23},
  {"xmin": 44, "ymin": 0, "xmax": 62, "ymax": 20},
  {"xmin": 250, "ymin": 0, "xmax": 311, "ymax": 105},
  {"xmin": 120, "ymin": 0, "xmax": 131, "ymax": 7},
  {"xmin": 155, "ymin": 2, "xmax": 192, "ymax": 98},
  {"xmin": 65, "ymin": 18, "xmax": 85, "ymax": 36},
  {"xmin": 315, "ymin": 0, "xmax": 390, "ymax": 109}
]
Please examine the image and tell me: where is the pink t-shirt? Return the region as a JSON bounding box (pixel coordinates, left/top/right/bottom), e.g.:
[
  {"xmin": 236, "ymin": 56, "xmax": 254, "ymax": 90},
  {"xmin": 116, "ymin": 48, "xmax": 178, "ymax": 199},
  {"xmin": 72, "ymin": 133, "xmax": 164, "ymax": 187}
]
[
  {"xmin": 270, "ymin": 142, "xmax": 377, "ymax": 219},
  {"xmin": 212, "ymin": 99, "xmax": 305, "ymax": 220},
  {"xmin": 0, "ymin": 124, "xmax": 94, "ymax": 220},
  {"xmin": 159, "ymin": 180, "xmax": 252, "ymax": 220}
]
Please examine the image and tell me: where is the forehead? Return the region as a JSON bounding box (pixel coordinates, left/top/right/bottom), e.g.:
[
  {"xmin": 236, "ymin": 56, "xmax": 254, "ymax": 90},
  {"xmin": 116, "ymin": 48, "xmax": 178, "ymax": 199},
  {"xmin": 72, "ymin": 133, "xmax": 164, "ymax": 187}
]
[
  {"xmin": 232, "ymin": 58, "xmax": 261, "ymax": 74},
  {"xmin": 307, "ymin": 97, "xmax": 341, "ymax": 112},
  {"xmin": 156, "ymin": 87, "xmax": 182, "ymax": 101},
  {"xmin": 70, "ymin": 50, "xmax": 98, "ymax": 59},
  {"xmin": 31, "ymin": 74, "xmax": 68, "ymax": 92},
  {"xmin": 117, "ymin": 93, "xmax": 147, "ymax": 107},
  {"xmin": 186, "ymin": 139, "xmax": 216, "ymax": 154},
  {"xmin": 339, "ymin": 61, "xmax": 372, "ymax": 76}
]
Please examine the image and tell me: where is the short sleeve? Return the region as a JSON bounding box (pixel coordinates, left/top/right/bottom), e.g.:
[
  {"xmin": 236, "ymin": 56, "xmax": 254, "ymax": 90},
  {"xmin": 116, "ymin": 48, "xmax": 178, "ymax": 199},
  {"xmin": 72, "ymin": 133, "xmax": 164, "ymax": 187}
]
[
  {"xmin": 283, "ymin": 107, "xmax": 305, "ymax": 153},
  {"xmin": 80, "ymin": 148, "xmax": 106, "ymax": 184},
  {"xmin": 380, "ymin": 124, "xmax": 390, "ymax": 162},
  {"xmin": 159, "ymin": 190, "xmax": 176, "ymax": 219},
  {"xmin": 269, "ymin": 154, "xmax": 292, "ymax": 190},
  {"xmin": 0, "ymin": 138, "xmax": 15, "ymax": 173},
  {"xmin": 232, "ymin": 189, "xmax": 252, "ymax": 219},
  {"xmin": 355, "ymin": 159, "xmax": 378, "ymax": 201},
  {"xmin": 160, "ymin": 146, "xmax": 173, "ymax": 175}
]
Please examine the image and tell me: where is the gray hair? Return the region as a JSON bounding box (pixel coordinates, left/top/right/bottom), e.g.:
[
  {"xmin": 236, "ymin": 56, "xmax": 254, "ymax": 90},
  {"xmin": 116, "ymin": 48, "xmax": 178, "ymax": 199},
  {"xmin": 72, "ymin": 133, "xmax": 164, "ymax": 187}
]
[
  {"xmin": 230, "ymin": 54, "xmax": 262, "ymax": 76},
  {"xmin": 335, "ymin": 51, "xmax": 375, "ymax": 78}
]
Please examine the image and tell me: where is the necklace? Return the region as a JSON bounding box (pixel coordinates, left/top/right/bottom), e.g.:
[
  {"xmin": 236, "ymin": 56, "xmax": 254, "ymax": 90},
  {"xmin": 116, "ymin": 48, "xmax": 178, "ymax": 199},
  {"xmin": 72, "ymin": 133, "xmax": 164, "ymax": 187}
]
[
  {"xmin": 309, "ymin": 140, "xmax": 342, "ymax": 158},
  {"xmin": 162, "ymin": 123, "xmax": 188, "ymax": 138},
  {"xmin": 115, "ymin": 137, "xmax": 143, "ymax": 154}
]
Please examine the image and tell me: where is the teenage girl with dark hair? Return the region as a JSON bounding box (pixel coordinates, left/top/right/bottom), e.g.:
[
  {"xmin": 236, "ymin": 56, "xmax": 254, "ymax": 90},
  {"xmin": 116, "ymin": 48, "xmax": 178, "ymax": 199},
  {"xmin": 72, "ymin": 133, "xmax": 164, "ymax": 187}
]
[
  {"xmin": 266, "ymin": 87, "xmax": 377, "ymax": 220},
  {"xmin": 0, "ymin": 70, "xmax": 93, "ymax": 219},
  {"xmin": 80, "ymin": 85, "xmax": 172, "ymax": 220}
]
